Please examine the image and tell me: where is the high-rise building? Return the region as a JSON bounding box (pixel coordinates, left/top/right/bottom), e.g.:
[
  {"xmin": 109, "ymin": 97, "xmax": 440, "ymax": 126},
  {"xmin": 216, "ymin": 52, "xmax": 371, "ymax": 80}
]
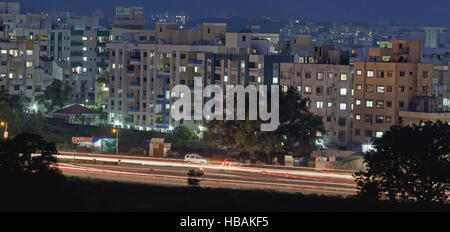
[
  {"xmin": 113, "ymin": 7, "xmax": 148, "ymax": 30},
  {"xmin": 352, "ymin": 40, "xmax": 434, "ymax": 150}
]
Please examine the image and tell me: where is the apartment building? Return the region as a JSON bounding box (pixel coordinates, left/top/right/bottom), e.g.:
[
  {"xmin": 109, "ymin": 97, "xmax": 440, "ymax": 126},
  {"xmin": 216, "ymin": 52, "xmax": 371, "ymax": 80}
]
[
  {"xmin": 352, "ymin": 40, "xmax": 434, "ymax": 149},
  {"xmin": 113, "ymin": 7, "xmax": 148, "ymax": 30},
  {"xmin": 433, "ymin": 62, "xmax": 450, "ymax": 111},
  {"xmin": 105, "ymin": 42, "xmax": 221, "ymax": 132},
  {"xmin": 277, "ymin": 61, "xmax": 353, "ymax": 148},
  {"xmin": 69, "ymin": 28, "xmax": 110, "ymax": 103},
  {"xmin": 0, "ymin": 39, "xmax": 70, "ymax": 105}
]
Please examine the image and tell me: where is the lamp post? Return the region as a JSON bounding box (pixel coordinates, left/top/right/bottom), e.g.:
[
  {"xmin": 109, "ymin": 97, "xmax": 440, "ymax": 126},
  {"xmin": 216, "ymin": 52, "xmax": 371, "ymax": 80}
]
[
  {"xmin": 0, "ymin": 121, "xmax": 7, "ymax": 140},
  {"xmin": 112, "ymin": 128, "xmax": 118, "ymax": 156}
]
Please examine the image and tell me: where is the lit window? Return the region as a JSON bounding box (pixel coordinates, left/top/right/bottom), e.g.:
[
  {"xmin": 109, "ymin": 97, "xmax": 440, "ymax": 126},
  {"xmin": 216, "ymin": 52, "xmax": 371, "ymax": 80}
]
[
  {"xmin": 355, "ymin": 114, "xmax": 361, "ymax": 120},
  {"xmin": 367, "ymin": 70, "xmax": 374, "ymax": 77},
  {"xmin": 376, "ymin": 131, "xmax": 383, "ymax": 138},
  {"xmin": 317, "ymin": 72, "xmax": 324, "ymax": 80},
  {"xmin": 283, "ymin": 86, "xmax": 288, "ymax": 92},
  {"xmin": 356, "ymin": 99, "xmax": 361, "ymax": 105},
  {"xmin": 366, "ymin": 100, "xmax": 373, "ymax": 108},
  {"xmin": 328, "ymin": 73, "xmax": 333, "ymax": 79},
  {"xmin": 179, "ymin": 66, "xmax": 186, "ymax": 72},
  {"xmin": 224, "ymin": 75, "xmax": 228, "ymax": 82},
  {"xmin": 82, "ymin": 37, "xmax": 87, "ymax": 41},
  {"xmin": 297, "ymin": 86, "xmax": 301, "ymax": 92},
  {"xmin": 316, "ymin": 101, "xmax": 323, "ymax": 109},
  {"xmin": 356, "ymin": 84, "xmax": 362, "ymax": 90},
  {"xmin": 83, "ymin": 57, "xmax": 87, "ymax": 61},
  {"xmin": 1, "ymin": 50, "xmax": 7, "ymax": 54},
  {"xmin": 26, "ymin": 62, "xmax": 33, "ymax": 67},
  {"xmin": 304, "ymin": 86, "xmax": 312, "ymax": 93},
  {"xmin": 257, "ymin": 77, "xmax": 261, "ymax": 83},
  {"xmin": 272, "ymin": 77, "xmax": 278, "ymax": 84},
  {"xmin": 340, "ymin": 88, "xmax": 347, "ymax": 96},
  {"xmin": 340, "ymin": 103, "xmax": 347, "ymax": 110},
  {"xmin": 83, "ymin": 47, "xmax": 87, "ymax": 51},
  {"xmin": 194, "ymin": 66, "xmax": 199, "ymax": 72},
  {"xmin": 377, "ymin": 86, "xmax": 385, "ymax": 93},
  {"xmin": 356, "ymin": 69, "xmax": 362, "ymax": 75},
  {"xmin": 328, "ymin": 102, "xmax": 332, "ymax": 107},
  {"xmin": 340, "ymin": 73, "xmax": 347, "ymax": 81},
  {"xmin": 26, "ymin": 50, "xmax": 33, "ymax": 56}
]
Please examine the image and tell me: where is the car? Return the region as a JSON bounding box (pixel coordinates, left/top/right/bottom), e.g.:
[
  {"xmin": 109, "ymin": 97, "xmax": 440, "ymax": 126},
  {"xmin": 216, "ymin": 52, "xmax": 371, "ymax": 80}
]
[
  {"xmin": 184, "ymin": 153, "xmax": 207, "ymax": 164},
  {"xmin": 221, "ymin": 158, "xmax": 241, "ymax": 167}
]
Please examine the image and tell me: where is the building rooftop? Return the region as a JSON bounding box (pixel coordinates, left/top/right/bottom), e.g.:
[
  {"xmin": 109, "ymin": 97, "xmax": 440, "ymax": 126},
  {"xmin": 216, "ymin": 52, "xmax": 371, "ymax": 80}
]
[{"xmin": 53, "ymin": 104, "xmax": 99, "ymax": 115}]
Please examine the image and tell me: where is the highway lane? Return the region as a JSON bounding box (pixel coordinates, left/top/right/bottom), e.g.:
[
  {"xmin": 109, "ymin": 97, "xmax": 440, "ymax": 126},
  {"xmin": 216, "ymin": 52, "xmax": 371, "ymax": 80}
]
[{"xmin": 55, "ymin": 153, "xmax": 359, "ymax": 196}]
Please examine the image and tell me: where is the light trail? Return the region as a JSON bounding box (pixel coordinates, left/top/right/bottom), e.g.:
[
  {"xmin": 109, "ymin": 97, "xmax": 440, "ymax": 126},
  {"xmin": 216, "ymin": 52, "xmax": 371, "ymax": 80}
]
[{"xmin": 57, "ymin": 163, "xmax": 358, "ymax": 195}]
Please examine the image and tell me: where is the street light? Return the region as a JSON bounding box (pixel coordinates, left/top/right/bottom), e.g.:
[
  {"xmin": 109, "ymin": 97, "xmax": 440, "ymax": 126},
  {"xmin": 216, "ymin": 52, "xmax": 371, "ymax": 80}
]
[
  {"xmin": 112, "ymin": 128, "xmax": 119, "ymax": 156},
  {"xmin": 0, "ymin": 121, "xmax": 8, "ymax": 140}
]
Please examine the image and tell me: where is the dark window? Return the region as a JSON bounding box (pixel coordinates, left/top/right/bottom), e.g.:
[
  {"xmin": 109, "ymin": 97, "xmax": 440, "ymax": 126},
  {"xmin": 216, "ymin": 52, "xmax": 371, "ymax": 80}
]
[
  {"xmin": 387, "ymin": 86, "xmax": 393, "ymax": 92},
  {"xmin": 355, "ymin": 129, "xmax": 360, "ymax": 135},
  {"xmin": 305, "ymin": 72, "xmax": 311, "ymax": 79},
  {"xmin": 423, "ymin": 71, "xmax": 428, "ymax": 78},
  {"xmin": 377, "ymin": 71, "xmax": 384, "ymax": 78},
  {"xmin": 338, "ymin": 118, "xmax": 346, "ymax": 127},
  {"xmin": 386, "ymin": 101, "xmax": 392, "ymax": 107},
  {"xmin": 399, "ymin": 101, "xmax": 405, "ymax": 107},
  {"xmin": 365, "ymin": 115, "xmax": 372, "ymax": 123},
  {"xmin": 365, "ymin": 130, "xmax": 372, "ymax": 137}
]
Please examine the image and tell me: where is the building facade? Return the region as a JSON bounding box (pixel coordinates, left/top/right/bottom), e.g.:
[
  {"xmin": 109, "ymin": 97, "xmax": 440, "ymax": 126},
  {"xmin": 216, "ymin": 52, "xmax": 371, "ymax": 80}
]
[{"xmin": 352, "ymin": 40, "xmax": 434, "ymax": 149}]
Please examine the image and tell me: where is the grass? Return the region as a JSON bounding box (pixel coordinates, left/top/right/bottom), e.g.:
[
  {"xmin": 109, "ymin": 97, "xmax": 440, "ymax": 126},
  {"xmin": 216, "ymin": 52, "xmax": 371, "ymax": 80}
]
[{"xmin": 1, "ymin": 176, "xmax": 448, "ymax": 212}]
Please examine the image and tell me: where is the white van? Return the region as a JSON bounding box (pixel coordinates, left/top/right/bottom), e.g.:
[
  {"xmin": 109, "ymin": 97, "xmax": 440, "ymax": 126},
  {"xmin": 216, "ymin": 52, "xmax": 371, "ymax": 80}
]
[{"xmin": 184, "ymin": 153, "xmax": 207, "ymax": 164}]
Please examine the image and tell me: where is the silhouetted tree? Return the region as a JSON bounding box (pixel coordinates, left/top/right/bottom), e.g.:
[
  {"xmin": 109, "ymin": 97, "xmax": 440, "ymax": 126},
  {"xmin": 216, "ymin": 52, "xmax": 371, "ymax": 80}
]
[
  {"xmin": 356, "ymin": 121, "xmax": 450, "ymax": 204},
  {"xmin": 171, "ymin": 125, "xmax": 196, "ymax": 147},
  {"xmin": 37, "ymin": 79, "xmax": 72, "ymax": 112},
  {"xmin": 0, "ymin": 133, "xmax": 63, "ymax": 178},
  {"xmin": 205, "ymin": 86, "xmax": 324, "ymax": 161}
]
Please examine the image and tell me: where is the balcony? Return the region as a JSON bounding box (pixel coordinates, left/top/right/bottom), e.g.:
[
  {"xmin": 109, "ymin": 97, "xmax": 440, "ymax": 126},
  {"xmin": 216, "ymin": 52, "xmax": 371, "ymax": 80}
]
[
  {"xmin": 129, "ymin": 107, "xmax": 141, "ymax": 113},
  {"xmin": 156, "ymin": 74, "xmax": 170, "ymax": 79},
  {"xmin": 125, "ymin": 119, "xmax": 134, "ymax": 124},
  {"xmin": 71, "ymin": 41, "xmax": 83, "ymax": 46},
  {"xmin": 188, "ymin": 60, "xmax": 202, "ymax": 65},
  {"xmin": 130, "ymin": 57, "xmax": 141, "ymax": 64},
  {"xmin": 129, "ymin": 82, "xmax": 141, "ymax": 90}
]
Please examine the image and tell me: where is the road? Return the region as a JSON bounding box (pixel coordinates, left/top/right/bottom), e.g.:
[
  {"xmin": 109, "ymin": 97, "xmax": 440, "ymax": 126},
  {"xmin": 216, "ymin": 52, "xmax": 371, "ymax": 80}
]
[{"xmin": 55, "ymin": 152, "xmax": 358, "ymax": 196}]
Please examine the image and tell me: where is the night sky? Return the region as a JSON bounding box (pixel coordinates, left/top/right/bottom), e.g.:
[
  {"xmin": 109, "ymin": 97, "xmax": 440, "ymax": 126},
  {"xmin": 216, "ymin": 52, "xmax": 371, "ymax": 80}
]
[{"xmin": 15, "ymin": 0, "xmax": 450, "ymax": 25}]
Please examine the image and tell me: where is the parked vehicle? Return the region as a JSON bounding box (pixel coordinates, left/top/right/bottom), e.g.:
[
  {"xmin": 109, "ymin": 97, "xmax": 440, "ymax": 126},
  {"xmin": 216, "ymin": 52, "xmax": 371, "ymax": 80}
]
[{"xmin": 184, "ymin": 153, "xmax": 207, "ymax": 164}]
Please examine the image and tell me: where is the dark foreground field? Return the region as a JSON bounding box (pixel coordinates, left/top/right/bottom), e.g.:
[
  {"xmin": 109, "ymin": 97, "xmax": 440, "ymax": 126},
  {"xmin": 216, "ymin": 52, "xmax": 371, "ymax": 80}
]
[{"xmin": 0, "ymin": 176, "xmax": 448, "ymax": 212}]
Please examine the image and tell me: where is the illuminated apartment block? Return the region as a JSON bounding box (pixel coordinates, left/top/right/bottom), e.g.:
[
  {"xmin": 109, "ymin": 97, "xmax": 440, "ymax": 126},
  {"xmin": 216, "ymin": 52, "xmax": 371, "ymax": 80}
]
[{"xmin": 352, "ymin": 40, "xmax": 434, "ymax": 150}]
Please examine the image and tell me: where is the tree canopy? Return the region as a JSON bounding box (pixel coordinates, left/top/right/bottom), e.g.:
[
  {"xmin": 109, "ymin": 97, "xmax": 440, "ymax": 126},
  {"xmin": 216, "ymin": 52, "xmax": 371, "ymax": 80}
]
[
  {"xmin": 0, "ymin": 133, "xmax": 63, "ymax": 179},
  {"xmin": 37, "ymin": 79, "xmax": 72, "ymax": 112},
  {"xmin": 356, "ymin": 121, "xmax": 450, "ymax": 204},
  {"xmin": 205, "ymin": 86, "xmax": 324, "ymax": 162}
]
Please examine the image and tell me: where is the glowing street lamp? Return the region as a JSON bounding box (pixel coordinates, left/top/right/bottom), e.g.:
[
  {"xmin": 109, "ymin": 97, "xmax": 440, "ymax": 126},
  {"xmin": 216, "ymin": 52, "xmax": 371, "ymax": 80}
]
[
  {"xmin": 0, "ymin": 121, "xmax": 8, "ymax": 139},
  {"xmin": 112, "ymin": 128, "xmax": 119, "ymax": 156}
]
